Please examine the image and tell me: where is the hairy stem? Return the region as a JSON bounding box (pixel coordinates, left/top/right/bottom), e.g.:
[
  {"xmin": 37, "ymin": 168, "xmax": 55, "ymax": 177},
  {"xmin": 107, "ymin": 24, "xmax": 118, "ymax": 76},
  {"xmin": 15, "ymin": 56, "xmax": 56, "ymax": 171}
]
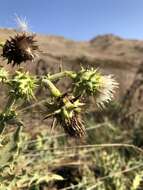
[
  {"xmin": 42, "ymin": 78, "xmax": 61, "ymax": 97},
  {"xmin": 48, "ymin": 71, "xmax": 76, "ymax": 81}
]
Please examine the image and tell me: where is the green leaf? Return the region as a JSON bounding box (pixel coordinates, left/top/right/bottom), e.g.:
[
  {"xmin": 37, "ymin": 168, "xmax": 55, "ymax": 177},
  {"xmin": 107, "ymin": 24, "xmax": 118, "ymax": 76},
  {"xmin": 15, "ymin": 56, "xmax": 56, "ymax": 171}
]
[
  {"xmin": 33, "ymin": 173, "xmax": 64, "ymax": 185},
  {"xmin": 16, "ymin": 173, "xmax": 63, "ymax": 189},
  {"xmin": 0, "ymin": 125, "xmax": 22, "ymax": 169},
  {"xmin": 131, "ymin": 172, "xmax": 143, "ymax": 190}
]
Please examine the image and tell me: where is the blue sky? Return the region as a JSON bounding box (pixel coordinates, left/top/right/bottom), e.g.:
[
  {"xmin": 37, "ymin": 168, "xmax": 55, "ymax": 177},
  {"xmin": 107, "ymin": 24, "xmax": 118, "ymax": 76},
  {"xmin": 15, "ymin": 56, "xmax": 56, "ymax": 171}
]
[{"xmin": 0, "ymin": 0, "xmax": 143, "ymax": 40}]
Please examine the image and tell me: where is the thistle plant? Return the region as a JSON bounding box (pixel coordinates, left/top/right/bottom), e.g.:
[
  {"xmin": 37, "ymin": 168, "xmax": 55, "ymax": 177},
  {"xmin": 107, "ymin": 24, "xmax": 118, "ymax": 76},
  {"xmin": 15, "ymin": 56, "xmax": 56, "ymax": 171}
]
[
  {"xmin": 44, "ymin": 92, "xmax": 85, "ymax": 138},
  {"xmin": 0, "ymin": 18, "xmax": 118, "ymax": 188},
  {"xmin": 8, "ymin": 70, "xmax": 37, "ymax": 100},
  {"xmin": 0, "ymin": 64, "xmax": 118, "ymax": 138},
  {"xmin": 0, "ymin": 33, "xmax": 118, "ymax": 137}
]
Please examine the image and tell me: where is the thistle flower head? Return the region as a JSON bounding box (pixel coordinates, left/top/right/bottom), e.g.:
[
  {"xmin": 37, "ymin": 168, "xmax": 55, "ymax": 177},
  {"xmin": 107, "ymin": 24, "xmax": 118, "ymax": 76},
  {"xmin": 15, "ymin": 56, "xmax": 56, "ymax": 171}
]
[
  {"xmin": 44, "ymin": 94, "xmax": 85, "ymax": 138},
  {"xmin": 60, "ymin": 112, "xmax": 85, "ymax": 138},
  {"xmin": 73, "ymin": 68, "xmax": 118, "ymax": 107},
  {"xmin": 95, "ymin": 75, "xmax": 118, "ymax": 108},
  {"xmin": 9, "ymin": 70, "xmax": 37, "ymax": 100},
  {"xmin": 2, "ymin": 33, "xmax": 38, "ymax": 66},
  {"xmin": 74, "ymin": 68, "xmax": 103, "ymax": 96}
]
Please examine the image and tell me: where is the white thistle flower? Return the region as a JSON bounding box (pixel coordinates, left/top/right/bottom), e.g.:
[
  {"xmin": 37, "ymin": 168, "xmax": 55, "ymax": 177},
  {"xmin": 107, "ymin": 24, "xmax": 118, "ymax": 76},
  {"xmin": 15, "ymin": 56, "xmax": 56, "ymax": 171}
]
[
  {"xmin": 15, "ymin": 15, "xmax": 29, "ymax": 32},
  {"xmin": 96, "ymin": 75, "xmax": 118, "ymax": 108}
]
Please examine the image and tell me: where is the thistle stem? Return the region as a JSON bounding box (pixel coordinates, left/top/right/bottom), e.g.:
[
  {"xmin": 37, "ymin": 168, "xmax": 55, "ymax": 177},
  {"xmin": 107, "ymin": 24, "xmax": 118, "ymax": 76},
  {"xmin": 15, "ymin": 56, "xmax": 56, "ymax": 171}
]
[
  {"xmin": 42, "ymin": 78, "xmax": 61, "ymax": 97},
  {"xmin": 48, "ymin": 71, "xmax": 76, "ymax": 81},
  {"xmin": 42, "ymin": 71, "xmax": 76, "ymax": 97},
  {"xmin": 4, "ymin": 95, "xmax": 16, "ymax": 113}
]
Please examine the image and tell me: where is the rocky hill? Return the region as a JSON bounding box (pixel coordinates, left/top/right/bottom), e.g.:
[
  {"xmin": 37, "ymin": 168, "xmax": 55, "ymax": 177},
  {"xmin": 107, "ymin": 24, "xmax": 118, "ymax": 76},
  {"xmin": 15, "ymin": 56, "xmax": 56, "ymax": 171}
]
[{"xmin": 1, "ymin": 29, "xmax": 143, "ymax": 98}]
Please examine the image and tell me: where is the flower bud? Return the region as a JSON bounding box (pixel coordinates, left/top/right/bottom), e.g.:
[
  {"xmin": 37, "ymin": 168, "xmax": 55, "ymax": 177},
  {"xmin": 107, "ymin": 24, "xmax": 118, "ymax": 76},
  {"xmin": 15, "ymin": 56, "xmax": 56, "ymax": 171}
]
[
  {"xmin": 9, "ymin": 70, "xmax": 37, "ymax": 100},
  {"xmin": 74, "ymin": 68, "xmax": 102, "ymax": 96},
  {"xmin": 44, "ymin": 94, "xmax": 85, "ymax": 138}
]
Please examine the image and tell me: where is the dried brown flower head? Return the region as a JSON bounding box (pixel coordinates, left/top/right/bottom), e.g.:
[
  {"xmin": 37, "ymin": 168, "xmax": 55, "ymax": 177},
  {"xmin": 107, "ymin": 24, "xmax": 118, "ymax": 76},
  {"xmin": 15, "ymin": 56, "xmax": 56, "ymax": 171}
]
[
  {"xmin": 58, "ymin": 111, "xmax": 85, "ymax": 138},
  {"xmin": 44, "ymin": 94, "xmax": 85, "ymax": 138},
  {"xmin": 2, "ymin": 33, "xmax": 38, "ymax": 66}
]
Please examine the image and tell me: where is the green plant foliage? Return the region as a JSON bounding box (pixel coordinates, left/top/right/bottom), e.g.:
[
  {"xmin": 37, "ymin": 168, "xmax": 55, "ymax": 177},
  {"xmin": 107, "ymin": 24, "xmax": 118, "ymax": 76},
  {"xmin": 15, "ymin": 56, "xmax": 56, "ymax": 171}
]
[
  {"xmin": 73, "ymin": 68, "xmax": 118, "ymax": 107},
  {"xmin": 0, "ymin": 110, "xmax": 17, "ymax": 134},
  {"xmin": 131, "ymin": 172, "xmax": 143, "ymax": 190},
  {"xmin": 0, "ymin": 125, "xmax": 22, "ymax": 169},
  {"xmin": 44, "ymin": 93, "xmax": 85, "ymax": 137},
  {"xmin": 8, "ymin": 70, "xmax": 37, "ymax": 100},
  {"xmin": 12, "ymin": 173, "xmax": 63, "ymax": 189},
  {"xmin": 0, "ymin": 66, "xmax": 9, "ymax": 82},
  {"xmin": 0, "ymin": 25, "xmax": 121, "ymax": 189},
  {"xmin": 73, "ymin": 68, "xmax": 102, "ymax": 96}
]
